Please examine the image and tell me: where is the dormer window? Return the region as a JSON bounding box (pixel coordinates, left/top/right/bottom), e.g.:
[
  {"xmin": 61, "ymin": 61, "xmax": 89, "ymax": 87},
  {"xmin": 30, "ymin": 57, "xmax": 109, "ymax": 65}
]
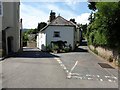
[{"xmin": 54, "ymin": 31, "xmax": 60, "ymax": 37}]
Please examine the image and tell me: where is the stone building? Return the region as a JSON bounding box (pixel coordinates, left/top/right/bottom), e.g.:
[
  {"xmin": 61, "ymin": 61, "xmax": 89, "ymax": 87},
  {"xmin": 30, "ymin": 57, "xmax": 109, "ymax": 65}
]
[{"xmin": 0, "ymin": 1, "xmax": 21, "ymax": 57}]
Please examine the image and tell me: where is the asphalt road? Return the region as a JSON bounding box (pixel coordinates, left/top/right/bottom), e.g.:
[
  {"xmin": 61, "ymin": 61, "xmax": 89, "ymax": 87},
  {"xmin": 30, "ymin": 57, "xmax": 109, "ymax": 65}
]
[
  {"xmin": 55, "ymin": 46, "xmax": 118, "ymax": 88},
  {"xmin": 1, "ymin": 47, "xmax": 119, "ymax": 89}
]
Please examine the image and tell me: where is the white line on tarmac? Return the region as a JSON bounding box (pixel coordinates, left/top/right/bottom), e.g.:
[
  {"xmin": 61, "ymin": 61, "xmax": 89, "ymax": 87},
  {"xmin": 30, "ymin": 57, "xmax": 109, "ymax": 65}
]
[
  {"xmin": 54, "ymin": 57, "xmax": 118, "ymax": 82},
  {"xmin": 69, "ymin": 61, "xmax": 78, "ymax": 74},
  {"xmin": 54, "ymin": 57, "xmax": 69, "ymax": 75}
]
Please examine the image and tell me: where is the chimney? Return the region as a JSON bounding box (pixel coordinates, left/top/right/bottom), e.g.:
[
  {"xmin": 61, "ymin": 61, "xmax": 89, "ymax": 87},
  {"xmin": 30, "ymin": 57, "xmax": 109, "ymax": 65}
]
[
  {"xmin": 49, "ymin": 10, "xmax": 56, "ymax": 22},
  {"xmin": 70, "ymin": 18, "xmax": 77, "ymax": 24}
]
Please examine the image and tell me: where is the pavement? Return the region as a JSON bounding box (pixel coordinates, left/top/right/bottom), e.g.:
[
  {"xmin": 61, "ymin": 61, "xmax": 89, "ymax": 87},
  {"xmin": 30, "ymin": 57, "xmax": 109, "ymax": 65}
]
[{"xmin": 1, "ymin": 47, "xmax": 119, "ymax": 89}]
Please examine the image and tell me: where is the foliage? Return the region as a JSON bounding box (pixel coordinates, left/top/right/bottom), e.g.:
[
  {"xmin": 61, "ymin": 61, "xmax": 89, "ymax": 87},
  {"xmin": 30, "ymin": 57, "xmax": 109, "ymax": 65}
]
[
  {"xmin": 88, "ymin": 2, "xmax": 97, "ymax": 11},
  {"xmin": 46, "ymin": 44, "xmax": 52, "ymax": 52},
  {"xmin": 87, "ymin": 2, "xmax": 120, "ymax": 49},
  {"xmin": 88, "ymin": 12, "xmax": 95, "ymax": 24},
  {"xmin": 22, "ymin": 29, "xmax": 36, "ymax": 43},
  {"xmin": 52, "ymin": 44, "xmax": 59, "ymax": 51},
  {"xmin": 37, "ymin": 22, "xmax": 47, "ymax": 32},
  {"xmin": 79, "ymin": 24, "xmax": 88, "ymax": 38},
  {"xmin": 22, "ymin": 31, "xmax": 28, "ymax": 42},
  {"xmin": 108, "ymin": 56, "xmax": 113, "ymax": 62},
  {"xmin": 64, "ymin": 47, "xmax": 70, "ymax": 52},
  {"xmin": 70, "ymin": 18, "xmax": 77, "ymax": 24}
]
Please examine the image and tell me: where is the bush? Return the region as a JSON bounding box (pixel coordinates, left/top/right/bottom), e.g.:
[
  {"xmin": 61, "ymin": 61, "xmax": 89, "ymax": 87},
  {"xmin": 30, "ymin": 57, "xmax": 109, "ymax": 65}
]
[
  {"xmin": 108, "ymin": 56, "xmax": 113, "ymax": 62},
  {"xmin": 52, "ymin": 45, "xmax": 59, "ymax": 50},
  {"xmin": 93, "ymin": 31, "xmax": 107, "ymax": 46},
  {"xmin": 64, "ymin": 47, "xmax": 70, "ymax": 52},
  {"xmin": 87, "ymin": 31, "xmax": 95, "ymax": 45},
  {"xmin": 46, "ymin": 45, "xmax": 52, "ymax": 52},
  {"xmin": 94, "ymin": 49, "xmax": 98, "ymax": 55}
]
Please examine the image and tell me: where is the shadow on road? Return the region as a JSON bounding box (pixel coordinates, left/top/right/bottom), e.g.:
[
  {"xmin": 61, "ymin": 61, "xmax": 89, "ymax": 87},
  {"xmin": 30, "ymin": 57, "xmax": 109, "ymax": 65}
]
[
  {"xmin": 73, "ymin": 39, "xmax": 88, "ymax": 52},
  {"xmin": 73, "ymin": 47, "xmax": 88, "ymax": 52},
  {"xmin": 80, "ymin": 39, "xmax": 88, "ymax": 46},
  {"xmin": 8, "ymin": 48, "xmax": 59, "ymax": 58}
]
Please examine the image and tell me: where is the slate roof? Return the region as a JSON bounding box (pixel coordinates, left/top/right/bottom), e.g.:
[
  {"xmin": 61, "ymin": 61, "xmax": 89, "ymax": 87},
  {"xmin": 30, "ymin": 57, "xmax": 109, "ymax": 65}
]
[
  {"xmin": 40, "ymin": 15, "xmax": 78, "ymax": 32},
  {"xmin": 49, "ymin": 16, "xmax": 75, "ymax": 26}
]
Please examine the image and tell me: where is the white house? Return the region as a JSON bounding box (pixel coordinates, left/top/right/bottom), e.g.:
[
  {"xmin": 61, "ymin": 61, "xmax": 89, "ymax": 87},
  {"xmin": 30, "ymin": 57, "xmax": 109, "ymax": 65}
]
[
  {"xmin": 0, "ymin": 1, "xmax": 21, "ymax": 57},
  {"xmin": 37, "ymin": 11, "xmax": 81, "ymax": 51}
]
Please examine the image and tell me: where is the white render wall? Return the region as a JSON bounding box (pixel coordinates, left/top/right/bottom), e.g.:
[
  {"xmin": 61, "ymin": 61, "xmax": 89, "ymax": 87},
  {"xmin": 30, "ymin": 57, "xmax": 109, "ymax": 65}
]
[
  {"xmin": 2, "ymin": 2, "xmax": 20, "ymax": 54},
  {"xmin": 37, "ymin": 33, "xmax": 46, "ymax": 51},
  {"xmin": 45, "ymin": 26, "xmax": 75, "ymax": 50}
]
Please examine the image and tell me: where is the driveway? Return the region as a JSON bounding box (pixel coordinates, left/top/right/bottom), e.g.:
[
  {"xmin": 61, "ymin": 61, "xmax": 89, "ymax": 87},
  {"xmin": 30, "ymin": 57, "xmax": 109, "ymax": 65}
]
[{"xmin": 1, "ymin": 47, "xmax": 119, "ymax": 89}]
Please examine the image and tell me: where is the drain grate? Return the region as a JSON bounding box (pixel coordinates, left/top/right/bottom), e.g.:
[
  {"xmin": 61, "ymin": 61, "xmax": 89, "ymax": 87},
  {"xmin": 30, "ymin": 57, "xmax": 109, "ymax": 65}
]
[{"xmin": 98, "ymin": 63, "xmax": 114, "ymax": 69}]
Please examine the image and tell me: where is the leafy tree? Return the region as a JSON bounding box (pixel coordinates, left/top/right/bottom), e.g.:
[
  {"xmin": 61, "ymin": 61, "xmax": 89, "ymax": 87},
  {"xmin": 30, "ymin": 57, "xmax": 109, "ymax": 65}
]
[
  {"xmin": 79, "ymin": 24, "xmax": 88, "ymax": 38},
  {"xmin": 37, "ymin": 22, "xmax": 47, "ymax": 32},
  {"xmin": 87, "ymin": 2, "xmax": 120, "ymax": 49},
  {"xmin": 88, "ymin": 2, "xmax": 97, "ymax": 11},
  {"xmin": 70, "ymin": 18, "xmax": 77, "ymax": 24}
]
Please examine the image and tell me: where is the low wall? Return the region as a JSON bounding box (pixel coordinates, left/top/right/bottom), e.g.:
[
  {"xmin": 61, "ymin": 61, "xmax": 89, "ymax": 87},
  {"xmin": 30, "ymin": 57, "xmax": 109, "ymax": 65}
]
[{"xmin": 89, "ymin": 45, "xmax": 120, "ymax": 66}]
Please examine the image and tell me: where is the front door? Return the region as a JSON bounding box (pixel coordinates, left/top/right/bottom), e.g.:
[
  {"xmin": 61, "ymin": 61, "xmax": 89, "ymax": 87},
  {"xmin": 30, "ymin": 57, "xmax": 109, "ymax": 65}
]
[{"xmin": 7, "ymin": 37, "xmax": 13, "ymax": 53}]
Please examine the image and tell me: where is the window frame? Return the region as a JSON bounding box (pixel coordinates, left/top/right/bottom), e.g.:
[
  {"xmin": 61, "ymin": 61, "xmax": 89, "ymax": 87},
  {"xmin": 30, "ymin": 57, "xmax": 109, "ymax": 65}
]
[{"xmin": 53, "ymin": 31, "xmax": 60, "ymax": 38}]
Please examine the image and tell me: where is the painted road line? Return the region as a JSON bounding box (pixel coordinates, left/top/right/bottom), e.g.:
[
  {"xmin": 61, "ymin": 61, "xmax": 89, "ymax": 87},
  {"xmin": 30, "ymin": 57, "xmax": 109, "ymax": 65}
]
[
  {"xmin": 54, "ymin": 57, "xmax": 69, "ymax": 76},
  {"xmin": 67, "ymin": 61, "xmax": 79, "ymax": 79},
  {"xmin": 100, "ymin": 79, "xmax": 103, "ymax": 81},
  {"xmin": 54, "ymin": 57, "xmax": 79, "ymax": 79},
  {"xmin": 69, "ymin": 61, "xmax": 78, "ymax": 73},
  {"xmin": 54, "ymin": 57, "xmax": 118, "ymax": 82},
  {"xmin": 71, "ymin": 73, "xmax": 79, "ymax": 76}
]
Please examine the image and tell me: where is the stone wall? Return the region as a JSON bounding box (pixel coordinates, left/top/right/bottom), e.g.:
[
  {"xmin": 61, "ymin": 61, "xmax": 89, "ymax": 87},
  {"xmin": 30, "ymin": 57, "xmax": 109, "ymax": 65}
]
[{"xmin": 89, "ymin": 45, "xmax": 120, "ymax": 66}]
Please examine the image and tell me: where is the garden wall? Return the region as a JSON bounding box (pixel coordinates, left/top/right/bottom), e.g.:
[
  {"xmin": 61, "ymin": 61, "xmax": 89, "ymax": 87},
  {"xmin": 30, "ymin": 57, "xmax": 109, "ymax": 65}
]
[{"xmin": 89, "ymin": 45, "xmax": 120, "ymax": 66}]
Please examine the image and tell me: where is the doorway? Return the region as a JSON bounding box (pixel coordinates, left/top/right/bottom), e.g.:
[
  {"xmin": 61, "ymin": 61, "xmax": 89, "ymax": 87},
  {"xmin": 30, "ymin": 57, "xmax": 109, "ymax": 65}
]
[{"xmin": 7, "ymin": 36, "xmax": 13, "ymax": 54}]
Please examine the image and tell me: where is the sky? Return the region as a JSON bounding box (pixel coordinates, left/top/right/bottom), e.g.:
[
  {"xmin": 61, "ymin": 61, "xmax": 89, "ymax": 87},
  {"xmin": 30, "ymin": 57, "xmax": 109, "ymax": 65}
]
[{"xmin": 20, "ymin": 1, "xmax": 91, "ymax": 29}]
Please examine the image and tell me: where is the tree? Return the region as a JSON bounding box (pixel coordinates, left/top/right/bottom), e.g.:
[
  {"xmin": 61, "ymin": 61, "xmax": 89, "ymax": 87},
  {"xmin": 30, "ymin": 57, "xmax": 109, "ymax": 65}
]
[
  {"xmin": 88, "ymin": 2, "xmax": 97, "ymax": 11},
  {"xmin": 37, "ymin": 22, "xmax": 47, "ymax": 32},
  {"xmin": 88, "ymin": 12, "xmax": 95, "ymax": 24},
  {"xmin": 87, "ymin": 2, "xmax": 120, "ymax": 49},
  {"xmin": 79, "ymin": 24, "xmax": 87, "ymax": 38},
  {"xmin": 70, "ymin": 18, "xmax": 77, "ymax": 24}
]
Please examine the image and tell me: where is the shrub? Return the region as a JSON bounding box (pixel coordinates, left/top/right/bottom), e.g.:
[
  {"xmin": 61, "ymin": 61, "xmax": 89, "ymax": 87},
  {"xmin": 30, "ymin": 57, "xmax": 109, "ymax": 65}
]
[
  {"xmin": 108, "ymin": 56, "xmax": 113, "ymax": 62},
  {"xmin": 93, "ymin": 31, "xmax": 107, "ymax": 46},
  {"xmin": 52, "ymin": 44, "xmax": 59, "ymax": 50},
  {"xmin": 46, "ymin": 45, "xmax": 52, "ymax": 52},
  {"xmin": 94, "ymin": 49, "xmax": 98, "ymax": 55},
  {"xmin": 64, "ymin": 47, "xmax": 70, "ymax": 52}
]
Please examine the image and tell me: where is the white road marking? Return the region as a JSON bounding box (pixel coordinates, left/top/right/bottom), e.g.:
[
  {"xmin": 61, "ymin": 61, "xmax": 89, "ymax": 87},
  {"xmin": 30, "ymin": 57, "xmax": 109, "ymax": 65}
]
[
  {"xmin": 69, "ymin": 61, "xmax": 78, "ymax": 74},
  {"xmin": 108, "ymin": 79, "xmax": 112, "ymax": 82},
  {"xmin": 71, "ymin": 73, "xmax": 79, "ymax": 76},
  {"xmin": 54, "ymin": 57, "xmax": 69, "ymax": 76},
  {"xmin": 66, "ymin": 70, "xmax": 69, "ymax": 73},
  {"xmin": 97, "ymin": 75, "xmax": 100, "ymax": 77},
  {"xmin": 67, "ymin": 61, "xmax": 79, "ymax": 79},
  {"xmin": 113, "ymin": 77, "xmax": 117, "ymax": 79},
  {"xmin": 100, "ymin": 79, "xmax": 103, "ymax": 81},
  {"xmin": 54, "ymin": 57, "xmax": 118, "ymax": 82},
  {"xmin": 88, "ymin": 78, "xmax": 93, "ymax": 80},
  {"xmin": 86, "ymin": 74, "xmax": 91, "ymax": 76}
]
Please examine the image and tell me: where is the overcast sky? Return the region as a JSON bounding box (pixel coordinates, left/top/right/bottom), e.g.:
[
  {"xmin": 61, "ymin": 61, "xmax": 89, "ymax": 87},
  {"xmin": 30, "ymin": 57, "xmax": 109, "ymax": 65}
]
[{"xmin": 20, "ymin": 1, "xmax": 91, "ymax": 29}]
